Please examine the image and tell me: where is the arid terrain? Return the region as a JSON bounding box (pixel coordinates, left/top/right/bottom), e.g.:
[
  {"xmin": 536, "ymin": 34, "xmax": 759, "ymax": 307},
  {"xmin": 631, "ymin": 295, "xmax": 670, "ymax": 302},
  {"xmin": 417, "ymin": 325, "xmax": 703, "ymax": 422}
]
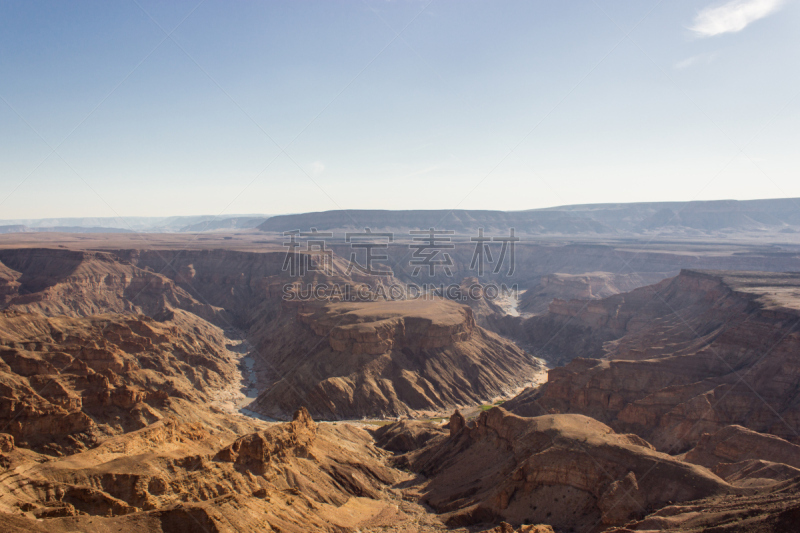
[
  {"xmin": 4, "ymin": 0, "xmax": 799, "ymax": 522},
  {"xmin": 1, "ymin": 222, "xmax": 799, "ymax": 532}
]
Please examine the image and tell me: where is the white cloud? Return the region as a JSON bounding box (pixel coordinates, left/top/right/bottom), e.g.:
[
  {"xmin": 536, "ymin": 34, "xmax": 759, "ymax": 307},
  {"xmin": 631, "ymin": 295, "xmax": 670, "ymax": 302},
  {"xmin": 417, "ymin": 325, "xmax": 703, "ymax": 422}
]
[
  {"xmin": 674, "ymin": 51, "xmax": 720, "ymax": 69},
  {"xmin": 690, "ymin": 0, "xmax": 786, "ymax": 37},
  {"xmin": 310, "ymin": 161, "xmax": 325, "ymax": 177},
  {"xmin": 398, "ymin": 164, "xmax": 442, "ymax": 180}
]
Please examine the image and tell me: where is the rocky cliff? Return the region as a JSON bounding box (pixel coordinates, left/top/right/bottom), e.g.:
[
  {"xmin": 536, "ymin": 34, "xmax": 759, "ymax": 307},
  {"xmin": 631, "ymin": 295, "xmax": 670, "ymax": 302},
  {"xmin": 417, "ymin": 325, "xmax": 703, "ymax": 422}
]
[
  {"xmin": 519, "ymin": 271, "xmax": 672, "ymax": 315},
  {"xmin": 0, "ymin": 261, "xmax": 21, "ymax": 307},
  {"xmin": 681, "ymin": 425, "xmax": 800, "ymax": 486},
  {"xmin": 509, "ymin": 270, "xmax": 800, "ymax": 451},
  {"xmin": 248, "ymin": 298, "xmax": 542, "ymax": 420},
  {"xmin": 0, "ymin": 249, "xmax": 226, "ymax": 324},
  {"xmin": 0, "ymin": 409, "xmax": 438, "ymax": 532},
  {"xmin": 402, "ymin": 407, "xmax": 731, "ymax": 530},
  {"xmin": 0, "ymin": 308, "xmax": 237, "ymax": 454},
  {"xmin": 603, "ymin": 478, "xmax": 800, "ymax": 532}
]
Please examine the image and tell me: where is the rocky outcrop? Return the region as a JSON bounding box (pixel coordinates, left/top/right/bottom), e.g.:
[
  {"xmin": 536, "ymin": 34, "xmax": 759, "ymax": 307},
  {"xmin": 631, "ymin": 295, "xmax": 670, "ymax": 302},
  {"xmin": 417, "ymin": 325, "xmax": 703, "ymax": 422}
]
[
  {"xmin": 215, "ymin": 407, "xmax": 317, "ymax": 475},
  {"xmin": 0, "ymin": 433, "xmax": 13, "ymax": 452},
  {"xmin": 449, "ymin": 409, "xmax": 466, "ymax": 437},
  {"xmin": 519, "ymin": 269, "xmax": 757, "ymax": 365},
  {"xmin": 513, "ymin": 270, "xmax": 800, "ymax": 451},
  {"xmin": 371, "ymin": 419, "xmax": 447, "ymax": 453},
  {"xmin": 0, "ymin": 249, "xmax": 226, "ymax": 324},
  {"xmin": 0, "ymin": 260, "xmax": 21, "ymax": 306},
  {"xmin": 297, "ymin": 299, "xmax": 476, "ymax": 353},
  {"xmin": 0, "ymin": 309, "xmax": 236, "ymax": 454},
  {"xmin": 680, "ymin": 425, "xmax": 800, "ymax": 486},
  {"xmin": 0, "ymin": 410, "xmax": 430, "ymax": 532},
  {"xmin": 248, "ymin": 298, "xmax": 542, "ymax": 420},
  {"xmin": 404, "ymin": 407, "xmax": 730, "ymax": 530},
  {"xmin": 684, "ymin": 425, "xmax": 800, "ymax": 471},
  {"xmin": 519, "ymin": 271, "xmax": 671, "ymax": 315},
  {"xmin": 604, "ymin": 478, "xmax": 800, "ymax": 533}
]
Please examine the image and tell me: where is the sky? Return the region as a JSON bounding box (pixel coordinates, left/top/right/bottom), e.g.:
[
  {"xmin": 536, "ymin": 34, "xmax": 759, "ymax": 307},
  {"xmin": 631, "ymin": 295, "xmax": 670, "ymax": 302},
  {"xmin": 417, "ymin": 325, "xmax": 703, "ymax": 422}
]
[{"xmin": 0, "ymin": 0, "xmax": 798, "ymax": 219}]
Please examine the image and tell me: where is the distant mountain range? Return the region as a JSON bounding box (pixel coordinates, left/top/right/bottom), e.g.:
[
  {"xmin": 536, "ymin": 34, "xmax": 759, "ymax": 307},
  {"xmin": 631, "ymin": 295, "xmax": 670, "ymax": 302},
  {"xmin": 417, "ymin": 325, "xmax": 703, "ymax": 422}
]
[
  {"xmin": 4, "ymin": 198, "xmax": 800, "ymax": 237},
  {"xmin": 258, "ymin": 198, "xmax": 800, "ymax": 237},
  {"xmin": 0, "ymin": 225, "xmax": 134, "ymax": 234},
  {"xmin": 0, "ymin": 215, "xmax": 269, "ymax": 234}
]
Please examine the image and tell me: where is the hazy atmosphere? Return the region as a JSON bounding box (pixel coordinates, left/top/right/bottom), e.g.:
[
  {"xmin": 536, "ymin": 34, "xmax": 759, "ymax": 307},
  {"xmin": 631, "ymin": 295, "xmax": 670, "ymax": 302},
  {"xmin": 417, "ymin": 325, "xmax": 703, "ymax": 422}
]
[{"xmin": 2, "ymin": 0, "xmax": 799, "ymax": 219}]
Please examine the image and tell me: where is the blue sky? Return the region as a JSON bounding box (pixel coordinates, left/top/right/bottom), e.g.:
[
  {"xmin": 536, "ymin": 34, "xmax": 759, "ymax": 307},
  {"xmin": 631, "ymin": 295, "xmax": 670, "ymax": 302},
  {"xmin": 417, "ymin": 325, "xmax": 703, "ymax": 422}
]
[{"xmin": 1, "ymin": 0, "xmax": 798, "ymax": 218}]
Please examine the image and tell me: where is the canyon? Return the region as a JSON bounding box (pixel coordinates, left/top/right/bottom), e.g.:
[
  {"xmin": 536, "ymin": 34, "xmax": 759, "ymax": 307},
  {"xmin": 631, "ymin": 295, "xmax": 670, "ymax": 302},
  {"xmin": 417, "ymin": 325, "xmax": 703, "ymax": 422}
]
[
  {"xmin": 508, "ymin": 270, "xmax": 800, "ymax": 451},
  {"xmin": 0, "ymin": 229, "xmax": 799, "ymax": 532}
]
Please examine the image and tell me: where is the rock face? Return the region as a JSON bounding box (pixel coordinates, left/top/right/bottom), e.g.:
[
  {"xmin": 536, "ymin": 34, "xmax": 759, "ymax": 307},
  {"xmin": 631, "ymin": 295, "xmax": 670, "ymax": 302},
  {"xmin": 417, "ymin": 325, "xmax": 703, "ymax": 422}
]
[
  {"xmin": 248, "ymin": 298, "xmax": 542, "ymax": 420},
  {"xmin": 0, "ymin": 308, "xmax": 236, "ymax": 454},
  {"xmin": 684, "ymin": 425, "xmax": 800, "ymax": 471},
  {"xmin": 403, "ymin": 407, "xmax": 730, "ymax": 530},
  {"xmin": 454, "ymin": 277, "xmax": 514, "ymax": 332},
  {"xmin": 0, "ymin": 261, "xmax": 21, "ymax": 306},
  {"xmin": 116, "ymin": 248, "xmax": 294, "ymax": 325},
  {"xmin": 0, "ymin": 433, "xmax": 13, "ymax": 452},
  {"xmin": 519, "ymin": 271, "xmax": 672, "ymax": 315},
  {"xmin": 681, "ymin": 425, "xmax": 800, "ymax": 486},
  {"xmin": 300, "ymin": 299, "xmax": 477, "ymax": 352},
  {"xmin": 371, "ymin": 419, "xmax": 447, "ymax": 453},
  {"xmin": 216, "ymin": 407, "xmax": 318, "ymax": 475},
  {"xmin": 0, "ymin": 409, "xmax": 429, "ymax": 533},
  {"xmin": 0, "ymin": 249, "xmax": 226, "ymax": 323},
  {"xmin": 603, "ymin": 479, "xmax": 800, "ymax": 533},
  {"xmin": 512, "ymin": 270, "xmax": 800, "ymax": 451}
]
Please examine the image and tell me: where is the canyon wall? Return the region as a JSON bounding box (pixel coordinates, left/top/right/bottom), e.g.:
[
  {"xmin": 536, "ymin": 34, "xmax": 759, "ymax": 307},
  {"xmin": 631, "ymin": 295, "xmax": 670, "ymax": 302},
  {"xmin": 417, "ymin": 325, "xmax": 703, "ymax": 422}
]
[
  {"xmin": 248, "ymin": 298, "xmax": 542, "ymax": 420},
  {"xmin": 508, "ymin": 270, "xmax": 800, "ymax": 451},
  {"xmin": 518, "ymin": 271, "xmax": 672, "ymax": 314},
  {"xmin": 403, "ymin": 407, "xmax": 731, "ymax": 530}
]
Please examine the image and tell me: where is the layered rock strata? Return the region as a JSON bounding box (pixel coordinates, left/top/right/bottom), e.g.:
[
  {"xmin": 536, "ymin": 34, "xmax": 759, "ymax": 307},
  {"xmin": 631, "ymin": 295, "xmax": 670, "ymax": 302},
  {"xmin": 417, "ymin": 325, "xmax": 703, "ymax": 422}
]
[
  {"xmin": 0, "ymin": 309, "xmax": 236, "ymax": 454},
  {"xmin": 519, "ymin": 271, "xmax": 671, "ymax": 315},
  {"xmin": 510, "ymin": 270, "xmax": 800, "ymax": 451},
  {"xmin": 0, "ymin": 409, "xmax": 435, "ymax": 532},
  {"xmin": 248, "ymin": 299, "xmax": 542, "ymax": 420},
  {"xmin": 402, "ymin": 407, "xmax": 731, "ymax": 530}
]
